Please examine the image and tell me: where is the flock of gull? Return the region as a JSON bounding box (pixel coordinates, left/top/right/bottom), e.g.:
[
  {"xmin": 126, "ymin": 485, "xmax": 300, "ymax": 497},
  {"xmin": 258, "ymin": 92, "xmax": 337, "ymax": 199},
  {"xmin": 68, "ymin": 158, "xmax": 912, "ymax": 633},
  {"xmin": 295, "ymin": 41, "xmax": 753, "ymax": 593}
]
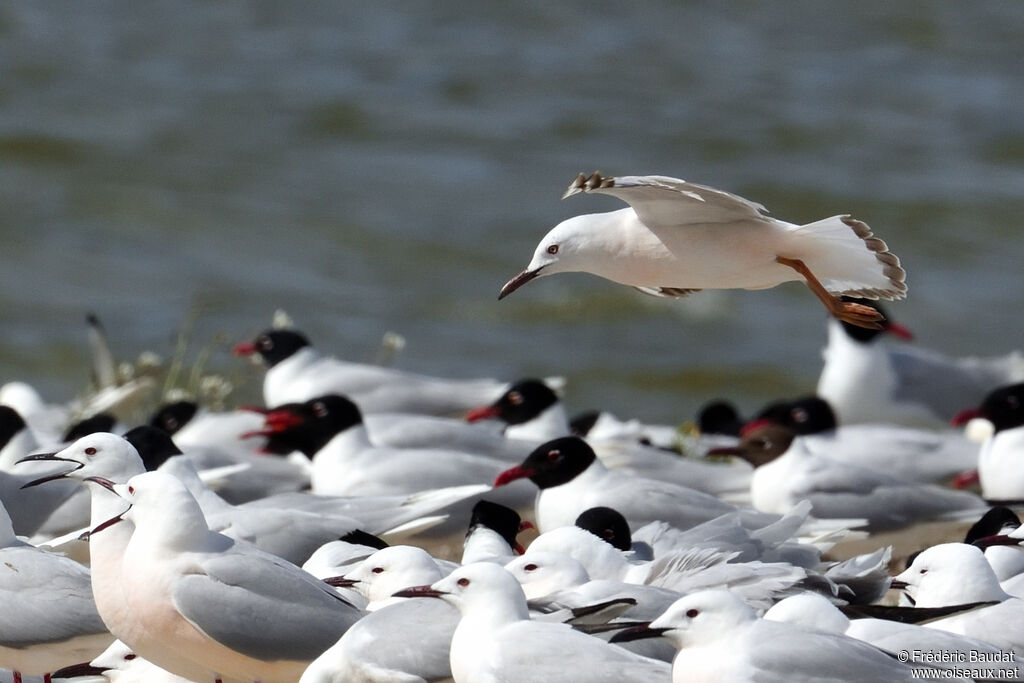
[{"xmin": 3, "ymin": 173, "xmax": 1024, "ymax": 682}]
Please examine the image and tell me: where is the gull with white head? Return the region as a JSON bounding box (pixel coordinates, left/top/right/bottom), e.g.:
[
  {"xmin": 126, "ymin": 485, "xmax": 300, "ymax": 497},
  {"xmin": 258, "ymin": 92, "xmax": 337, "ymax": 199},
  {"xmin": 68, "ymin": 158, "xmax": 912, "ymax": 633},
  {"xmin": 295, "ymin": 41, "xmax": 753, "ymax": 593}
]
[
  {"xmin": 500, "ymin": 172, "xmax": 907, "ymax": 329},
  {"xmin": 393, "ymin": 562, "xmax": 670, "ymax": 683},
  {"xmin": 301, "ymin": 545, "xmax": 456, "ymax": 683},
  {"xmin": 0, "ymin": 498, "xmax": 112, "ymax": 683},
  {"xmin": 892, "ymin": 542, "xmax": 1024, "ymax": 656},
  {"xmin": 611, "ymin": 589, "xmax": 950, "ymax": 682},
  {"xmin": 90, "ymin": 470, "xmax": 362, "ymax": 682}
]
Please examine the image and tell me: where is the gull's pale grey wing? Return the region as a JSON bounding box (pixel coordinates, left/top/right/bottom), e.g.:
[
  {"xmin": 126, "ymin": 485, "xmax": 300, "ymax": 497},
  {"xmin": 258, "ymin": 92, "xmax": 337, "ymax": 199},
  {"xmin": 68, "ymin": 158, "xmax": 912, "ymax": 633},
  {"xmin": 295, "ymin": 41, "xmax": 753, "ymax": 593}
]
[
  {"xmin": 565, "ymin": 172, "xmax": 770, "ymax": 229},
  {"xmin": 207, "ymin": 507, "xmax": 361, "ymax": 565},
  {"xmin": 333, "ymin": 599, "xmax": 456, "ymax": 681},
  {"xmin": 783, "ymin": 452, "xmax": 982, "ymax": 529},
  {"xmin": 483, "ymin": 621, "xmax": 670, "ymax": 683},
  {"xmin": 0, "ymin": 547, "xmax": 108, "ymax": 647},
  {"xmin": 746, "ymin": 621, "xmax": 925, "ymax": 683},
  {"xmin": 172, "ymin": 551, "xmax": 361, "ymax": 662},
  {"xmin": 889, "ymin": 347, "xmax": 1011, "ymax": 422},
  {"xmin": 582, "ymin": 472, "xmax": 739, "ymax": 531}
]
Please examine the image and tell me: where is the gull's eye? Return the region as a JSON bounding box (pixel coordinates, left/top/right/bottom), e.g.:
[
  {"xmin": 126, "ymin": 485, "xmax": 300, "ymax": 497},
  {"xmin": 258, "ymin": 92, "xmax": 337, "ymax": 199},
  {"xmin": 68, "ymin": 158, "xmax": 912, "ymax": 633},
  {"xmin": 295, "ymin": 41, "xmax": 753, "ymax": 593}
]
[
  {"xmin": 547, "ymin": 244, "xmax": 559, "ymax": 255},
  {"xmin": 546, "ymin": 449, "xmax": 561, "ymax": 462},
  {"xmin": 128, "ymin": 485, "xmax": 135, "ymax": 495},
  {"xmin": 507, "ymin": 391, "xmax": 523, "ymax": 406},
  {"xmin": 124, "ymin": 654, "xmax": 137, "ymax": 661},
  {"xmin": 686, "ymin": 608, "xmax": 699, "ymax": 618},
  {"xmin": 371, "ymin": 567, "xmax": 384, "ymax": 574},
  {"xmin": 313, "ymin": 402, "xmax": 328, "ymax": 418},
  {"xmin": 523, "ymin": 563, "xmax": 538, "ymax": 572},
  {"xmin": 919, "ymin": 568, "xmax": 928, "ymax": 575},
  {"xmin": 258, "ymin": 336, "xmax": 272, "ymax": 350},
  {"xmin": 85, "ymin": 447, "xmax": 97, "ymax": 456},
  {"xmin": 457, "ymin": 577, "xmax": 470, "ymax": 587}
]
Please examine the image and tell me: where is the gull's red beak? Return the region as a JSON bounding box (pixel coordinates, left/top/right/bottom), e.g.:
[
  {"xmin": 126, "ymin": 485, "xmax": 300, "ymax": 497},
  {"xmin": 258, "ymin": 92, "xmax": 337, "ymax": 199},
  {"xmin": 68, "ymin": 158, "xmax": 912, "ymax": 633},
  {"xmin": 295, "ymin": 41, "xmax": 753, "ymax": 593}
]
[
  {"xmin": 494, "ymin": 465, "xmax": 535, "ymax": 487},
  {"xmin": 466, "ymin": 405, "xmax": 502, "ymax": 422},
  {"xmin": 233, "ymin": 341, "xmax": 257, "ymax": 356},
  {"xmin": 952, "ymin": 470, "xmax": 980, "ymax": 489},
  {"xmin": 951, "ymin": 407, "xmax": 982, "ymax": 427},
  {"xmin": 240, "ymin": 409, "xmax": 304, "ymax": 440},
  {"xmin": 739, "ymin": 417, "xmax": 774, "ymax": 438},
  {"xmin": 885, "ymin": 321, "xmax": 914, "ymax": 341}
]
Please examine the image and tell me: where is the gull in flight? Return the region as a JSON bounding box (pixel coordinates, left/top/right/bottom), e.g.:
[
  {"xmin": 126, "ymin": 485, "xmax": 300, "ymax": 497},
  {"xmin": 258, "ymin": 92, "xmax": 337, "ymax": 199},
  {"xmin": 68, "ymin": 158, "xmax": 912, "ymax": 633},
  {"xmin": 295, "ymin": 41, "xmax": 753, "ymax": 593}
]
[{"xmin": 500, "ymin": 172, "xmax": 907, "ymax": 328}]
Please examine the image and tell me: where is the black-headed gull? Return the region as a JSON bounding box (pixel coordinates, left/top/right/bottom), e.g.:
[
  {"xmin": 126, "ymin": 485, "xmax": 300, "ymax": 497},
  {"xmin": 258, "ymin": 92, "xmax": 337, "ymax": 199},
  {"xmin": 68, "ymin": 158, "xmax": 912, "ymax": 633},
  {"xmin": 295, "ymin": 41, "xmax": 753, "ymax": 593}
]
[
  {"xmin": 964, "ymin": 507, "xmax": 1024, "ymax": 596},
  {"xmin": 711, "ymin": 423, "xmax": 986, "ymax": 530},
  {"xmin": 126, "ymin": 423, "xmax": 310, "ymax": 505},
  {"xmin": 0, "ymin": 382, "xmax": 71, "ymax": 448},
  {"xmin": 254, "ymin": 395, "xmax": 533, "ymax": 507},
  {"xmin": 818, "ymin": 302, "xmax": 1024, "ymax": 427},
  {"xmin": 233, "ymin": 328, "xmax": 511, "ymax": 415},
  {"xmin": 393, "ymin": 562, "xmax": 671, "ymax": 682},
  {"xmin": 570, "ymin": 408, "xmax": 684, "ymax": 451},
  {"xmin": 493, "ymin": 436, "xmax": 749, "ymax": 532},
  {"xmin": 0, "ymin": 499, "xmax": 112, "ymax": 683},
  {"xmin": 62, "ymin": 413, "xmax": 119, "ymax": 442},
  {"xmin": 473, "ymin": 384, "xmax": 752, "ymax": 496},
  {"xmin": 500, "ymin": 172, "xmax": 907, "ymax": 328},
  {"xmin": 466, "ymin": 378, "xmax": 569, "ymax": 442},
  {"xmin": 148, "ymin": 400, "xmax": 265, "ymax": 458},
  {"xmin": 892, "ymin": 543, "xmax": 1024, "ymax": 656},
  {"xmin": 94, "ymin": 471, "xmax": 362, "ymax": 683},
  {"xmin": 746, "ymin": 396, "xmax": 978, "ymax": 484},
  {"xmin": 23, "ymin": 432, "xmax": 476, "ymax": 566},
  {"xmin": 952, "ymin": 382, "xmax": 1024, "ymax": 502},
  {"xmin": 0, "ymin": 407, "xmax": 84, "ymax": 538},
  {"xmin": 610, "ymin": 589, "xmax": 939, "ymax": 682},
  {"xmin": 461, "ymin": 500, "xmax": 530, "ymax": 565}
]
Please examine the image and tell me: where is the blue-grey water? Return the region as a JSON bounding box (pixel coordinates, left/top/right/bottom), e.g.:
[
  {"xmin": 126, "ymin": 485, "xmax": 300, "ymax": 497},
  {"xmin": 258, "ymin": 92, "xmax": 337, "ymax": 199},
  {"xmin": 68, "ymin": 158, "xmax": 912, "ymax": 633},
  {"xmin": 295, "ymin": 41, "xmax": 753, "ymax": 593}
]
[{"xmin": 1, "ymin": 1, "xmax": 1023, "ymax": 425}]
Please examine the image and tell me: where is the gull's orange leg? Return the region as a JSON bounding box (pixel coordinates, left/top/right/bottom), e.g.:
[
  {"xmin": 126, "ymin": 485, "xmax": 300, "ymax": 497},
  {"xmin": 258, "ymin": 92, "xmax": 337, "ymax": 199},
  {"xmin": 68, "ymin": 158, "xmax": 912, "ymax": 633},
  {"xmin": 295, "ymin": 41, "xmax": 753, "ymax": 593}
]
[{"xmin": 776, "ymin": 256, "xmax": 884, "ymax": 329}]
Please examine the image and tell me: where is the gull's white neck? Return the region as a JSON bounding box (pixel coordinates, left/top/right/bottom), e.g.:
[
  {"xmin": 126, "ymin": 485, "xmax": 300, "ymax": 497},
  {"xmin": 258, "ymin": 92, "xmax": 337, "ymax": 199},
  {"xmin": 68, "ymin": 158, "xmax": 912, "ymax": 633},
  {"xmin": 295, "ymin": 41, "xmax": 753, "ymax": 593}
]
[
  {"xmin": 462, "ymin": 527, "xmax": 513, "ymax": 565},
  {"xmin": 505, "ymin": 402, "xmax": 570, "ymax": 442},
  {"xmin": 264, "ymin": 346, "xmax": 320, "ymax": 405},
  {"xmin": 449, "ymin": 588, "xmax": 530, "ymax": 683},
  {"xmin": 535, "ymin": 459, "xmax": 607, "ymax": 532}
]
